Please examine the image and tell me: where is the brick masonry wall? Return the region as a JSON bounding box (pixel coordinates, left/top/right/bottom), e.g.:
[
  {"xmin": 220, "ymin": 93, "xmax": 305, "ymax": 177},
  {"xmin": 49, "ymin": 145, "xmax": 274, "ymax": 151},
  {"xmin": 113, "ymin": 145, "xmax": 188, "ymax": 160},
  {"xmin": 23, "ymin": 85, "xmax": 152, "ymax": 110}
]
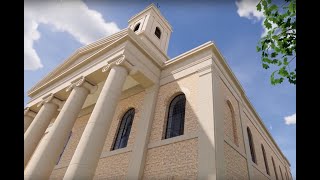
[
  {"xmin": 224, "ymin": 142, "xmax": 249, "ymax": 180},
  {"xmin": 143, "ymin": 139, "xmax": 198, "ymax": 179},
  {"xmin": 94, "ymin": 152, "xmax": 131, "ymax": 180},
  {"xmin": 144, "ymin": 74, "xmax": 200, "ymax": 179},
  {"xmin": 252, "ymin": 166, "xmax": 269, "ymax": 180}
]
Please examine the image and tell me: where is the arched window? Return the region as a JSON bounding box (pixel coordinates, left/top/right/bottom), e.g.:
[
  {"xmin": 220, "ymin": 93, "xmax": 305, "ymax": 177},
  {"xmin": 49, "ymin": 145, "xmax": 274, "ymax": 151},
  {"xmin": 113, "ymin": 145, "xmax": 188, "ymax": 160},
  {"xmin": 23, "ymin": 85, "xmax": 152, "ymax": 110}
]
[
  {"xmin": 226, "ymin": 100, "xmax": 239, "ymax": 146},
  {"xmin": 112, "ymin": 108, "xmax": 135, "ymax": 150},
  {"xmin": 165, "ymin": 94, "xmax": 186, "ymax": 139},
  {"xmin": 272, "ymin": 157, "xmax": 279, "ymax": 180},
  {"xmin": 155, "ymin": 27, "xmax": 161, "ymax": 39},
  {"xmin": 247, "ymin": 127, "xmax": 257, "ymax": 164},
  {"xmin": 279, "ymin": 166, "xmax": 284, "ymax": 180},
  {"xmin": 134, "ymin": 23, "xmax": 140, "ymax": 32},
  {"xmin": 261, "ymin": 144, "xmax": 270, "ymax": 175}
]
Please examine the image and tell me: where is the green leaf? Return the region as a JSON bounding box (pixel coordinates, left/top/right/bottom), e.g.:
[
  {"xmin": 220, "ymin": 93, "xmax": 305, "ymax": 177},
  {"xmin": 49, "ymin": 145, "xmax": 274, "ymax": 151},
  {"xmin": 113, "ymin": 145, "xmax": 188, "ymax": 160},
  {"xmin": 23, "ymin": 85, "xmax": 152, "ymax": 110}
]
[
  {"xmin": 263, "ymin": 63, "xmax": 270, "ymax": 69},
  {"xmin": 264, "ymin": 19, "xmax": 272, "ymax": 29},
  {"xmin": 263, "ymin": 57, "xmax": 272, "ymax": 63},
  {"xmin": 271, "ymin": 59, "xmax": 278, "ymax": 64},
  {"xmin": 283, "ymin": 57, "xmax": 288, "ymax": 65},
  {"xmin": 271, "ymin": 71, "xmax": 277, "ymax": 85},
  {"xmin": 277, "ymin": 60, "xmax": 282, "ymax": 66},
  {"xmin": 271, "ymin": 52, "xmax": 278, "ymax": 58},
  {"xmin": 257, "ymin": 3, "xmax": 262, "ymax": 11},
  {"xmin": 262, "ymin": 0, "xmax": 267, "ymax": 8},
  {"xmin": 256, "ymin": 46, "xmax": 261, "ymax": 52},
  {"xmin": 289, "ymin": 2, "xmax": 295, "ymax": 13},
  {"xmin": 269, "ymin": 4, "xmax": 278, "ymax": 11},
  {"xmin": 279, "ymin": 67, "xmax": 289, "ymax": 77}
]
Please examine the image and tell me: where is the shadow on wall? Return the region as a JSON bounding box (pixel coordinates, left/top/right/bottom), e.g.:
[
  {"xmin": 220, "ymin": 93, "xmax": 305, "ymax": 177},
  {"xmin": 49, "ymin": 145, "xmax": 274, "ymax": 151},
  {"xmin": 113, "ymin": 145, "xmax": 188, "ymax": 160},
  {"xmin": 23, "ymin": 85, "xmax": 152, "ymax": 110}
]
[{"xmin": 45, "ymin": 75, "xmax": 251, "ymax": 179}]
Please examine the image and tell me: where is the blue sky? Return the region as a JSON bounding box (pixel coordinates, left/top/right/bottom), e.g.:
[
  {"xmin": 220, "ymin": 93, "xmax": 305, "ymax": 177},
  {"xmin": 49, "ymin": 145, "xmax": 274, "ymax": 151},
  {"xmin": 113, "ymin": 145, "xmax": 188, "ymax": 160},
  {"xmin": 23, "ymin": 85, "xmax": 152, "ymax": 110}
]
[{"xmin": 24, "ymin": 0, "xmax": 296, "ymax": 178}]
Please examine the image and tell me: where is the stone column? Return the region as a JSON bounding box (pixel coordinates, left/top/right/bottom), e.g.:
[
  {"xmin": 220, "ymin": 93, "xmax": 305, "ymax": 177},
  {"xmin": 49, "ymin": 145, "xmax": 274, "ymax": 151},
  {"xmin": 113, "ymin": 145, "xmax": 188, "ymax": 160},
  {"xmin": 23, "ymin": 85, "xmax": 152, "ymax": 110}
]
[
  {"xmin": 24, "ymin": 77, "xmax": 96, "ymax": 180},
  {"xmin": 126, "ymin": 84, "xmax": 159, "ymax": 180},
  {"xmin": 197, "ymin": 64, "xmax": 225, "ymax": 180},
  {"xmin": 24, "ymin": 107, "xmax": 37, "ymax": 133},
  {"xmin": 64, "ymin": 64, "xmax": 128, "ymax": 180},
  {"xmin": 24, "ymin": 94, "xmax": 62, "ymax": 168}
]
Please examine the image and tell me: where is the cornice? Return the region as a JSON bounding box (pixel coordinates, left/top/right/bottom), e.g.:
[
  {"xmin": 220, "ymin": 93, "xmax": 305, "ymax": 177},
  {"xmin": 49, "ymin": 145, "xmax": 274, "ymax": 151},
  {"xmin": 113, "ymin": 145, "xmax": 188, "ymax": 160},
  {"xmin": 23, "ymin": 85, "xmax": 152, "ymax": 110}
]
[
  {"xmin": 164, "ymin": 41, "xmax": 214, "ymax": 68},
  {"xmin": 28, "ymin": 28, "xmax": 128, "ymax": 95}
]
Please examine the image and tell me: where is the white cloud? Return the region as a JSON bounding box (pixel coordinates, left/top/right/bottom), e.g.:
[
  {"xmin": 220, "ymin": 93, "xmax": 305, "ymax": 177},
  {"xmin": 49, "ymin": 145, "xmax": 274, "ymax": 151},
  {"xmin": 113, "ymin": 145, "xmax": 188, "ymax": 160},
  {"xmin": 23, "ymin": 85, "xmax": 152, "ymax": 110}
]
[
  {"xmin": 235, "ymin": 0, "xmax": 264, "ymax": 21},
  {"xmin": 24, "ymin": 1, "xmax": 120, "ymax": 71},
  {"xmin": 284, "ymin": 113, "xmax": 296, "ymax": 125},
  {"xmin": 235, "ymin": 0, "xmax": 270, "ymax": 37}
]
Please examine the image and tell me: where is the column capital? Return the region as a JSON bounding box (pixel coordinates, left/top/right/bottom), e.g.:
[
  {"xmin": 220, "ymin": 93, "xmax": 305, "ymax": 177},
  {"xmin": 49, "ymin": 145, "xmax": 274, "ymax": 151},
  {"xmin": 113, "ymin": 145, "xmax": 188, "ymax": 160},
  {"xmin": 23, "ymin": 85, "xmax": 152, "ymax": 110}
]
[
  {"xmin": 24, "ymin": 107, "xmax": 36, "ymax": 118},
  {"xmin": 66, "ymin": 76, "xmax": 97, "ymax": 94},
  {"xmin": 37, "ymin": 94, "xmax": 63, "ymax": 109},
  {"xmin": 102, "ymin": 55, "xmax": 134, "ymax": 73}
]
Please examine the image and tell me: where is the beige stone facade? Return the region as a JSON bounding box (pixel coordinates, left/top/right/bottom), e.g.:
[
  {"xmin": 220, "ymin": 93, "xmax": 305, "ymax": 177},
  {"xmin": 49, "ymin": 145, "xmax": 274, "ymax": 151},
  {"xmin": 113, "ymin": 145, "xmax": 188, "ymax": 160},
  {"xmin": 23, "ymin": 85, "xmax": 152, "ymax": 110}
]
[{"xmin": 24, "ymin": 4, "xmax": 292, "ymax": 180}]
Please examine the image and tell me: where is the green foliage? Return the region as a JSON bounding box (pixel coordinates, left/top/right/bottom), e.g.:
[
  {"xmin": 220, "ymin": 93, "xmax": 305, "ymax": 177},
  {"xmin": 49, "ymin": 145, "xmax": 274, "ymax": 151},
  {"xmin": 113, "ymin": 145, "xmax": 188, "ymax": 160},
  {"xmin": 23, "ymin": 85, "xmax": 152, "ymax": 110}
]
[{"xmin": 256, "ymin": 0, "xmax": 296, "ymax": 85}]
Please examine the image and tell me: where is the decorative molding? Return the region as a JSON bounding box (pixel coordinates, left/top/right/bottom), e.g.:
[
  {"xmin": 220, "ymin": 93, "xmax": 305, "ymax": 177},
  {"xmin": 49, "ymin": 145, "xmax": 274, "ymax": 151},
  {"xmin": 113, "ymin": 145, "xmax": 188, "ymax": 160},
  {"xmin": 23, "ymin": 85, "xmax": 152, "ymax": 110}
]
[
  {"xmin": 197, "ymin": 64, "xmax": 212, "ymax": 76},
  {"xmin": 165, "ymin": 42, "xmax": 213, "ymax": 67},
  {"xmin": 102, "ymin": 63, "xmax": 111, "ymax": 72},
  {"xmin": 53, "ymin": 148, "xmax": 133, "ymax": 170},
  {"xmin": 24, "ymin": 107, "xmax": 36, "ymax": 118},
  {"xmin": 100, "ymin": 148, "xmax": 132, "ymax": 159},
  {"xmin": 224, "ymin": 139, "xmax": 247, "ymax": 160},
  {"xmin": 115, "ymin": 55, "xmax": 126, "ymax": 65},
  {"xmin": 148, "ymin": 132, "xmax": 198, "ymax": 149},
  {"xmin": 167, "ymin": 55, "xmax": 212, "ymax": 75},
  {"xmin": 66, "ymin": 76, "xmax": 97, "ymax": 94},
  {"xmin": 251, "ymin": 162, "xmax": 272, "ymax": 180},
  {"xmin": 36, "ymin": 93, "xmax": 63, "ymax": 109},
  {"xmin": 102, "ymin": 55, "xmax": 135, "ymax": 73}
]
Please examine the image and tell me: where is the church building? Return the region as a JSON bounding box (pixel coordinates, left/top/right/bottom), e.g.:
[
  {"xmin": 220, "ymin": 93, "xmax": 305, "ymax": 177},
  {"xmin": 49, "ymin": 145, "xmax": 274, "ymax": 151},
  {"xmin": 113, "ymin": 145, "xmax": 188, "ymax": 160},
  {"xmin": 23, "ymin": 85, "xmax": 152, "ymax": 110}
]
[{"xmin": 24, "ymin": 4, "xmax": 292, "ymax": 180}]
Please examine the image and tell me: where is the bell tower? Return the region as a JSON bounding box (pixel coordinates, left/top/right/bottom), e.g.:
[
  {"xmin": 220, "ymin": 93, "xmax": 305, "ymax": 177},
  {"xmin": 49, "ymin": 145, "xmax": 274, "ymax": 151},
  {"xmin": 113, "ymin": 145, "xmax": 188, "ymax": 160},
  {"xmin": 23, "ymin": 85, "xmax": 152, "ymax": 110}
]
[{"xmin": 128, "ymin": 4, "xmax": 173, "ymax": 56}]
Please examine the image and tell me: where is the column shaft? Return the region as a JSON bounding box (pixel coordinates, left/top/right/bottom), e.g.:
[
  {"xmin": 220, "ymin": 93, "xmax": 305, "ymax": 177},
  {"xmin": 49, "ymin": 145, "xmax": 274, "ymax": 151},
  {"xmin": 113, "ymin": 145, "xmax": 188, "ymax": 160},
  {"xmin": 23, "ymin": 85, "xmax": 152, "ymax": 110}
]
[
  {"xmin": 24, "ymin": 102, "xmax": 58, "ymax": 168},
  {"xmin": 64, "ymin": 65, "xmax": 128, "ymax": 180},
  {"xmin": 24, "ymin": 86, "xmax": 90, "ymax": 180},
  {"xmin": 24, "ymin": 116, "xmax": 34, "ymax": 133}
]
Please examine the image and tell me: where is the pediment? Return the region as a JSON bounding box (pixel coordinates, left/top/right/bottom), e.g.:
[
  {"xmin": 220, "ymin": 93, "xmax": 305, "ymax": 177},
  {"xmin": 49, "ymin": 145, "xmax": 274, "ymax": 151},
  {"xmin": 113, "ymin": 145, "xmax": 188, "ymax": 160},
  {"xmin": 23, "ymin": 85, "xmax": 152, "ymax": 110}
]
[{"xmin": 28, "ymin": 29, "xmax": 128, "ymax": 95}]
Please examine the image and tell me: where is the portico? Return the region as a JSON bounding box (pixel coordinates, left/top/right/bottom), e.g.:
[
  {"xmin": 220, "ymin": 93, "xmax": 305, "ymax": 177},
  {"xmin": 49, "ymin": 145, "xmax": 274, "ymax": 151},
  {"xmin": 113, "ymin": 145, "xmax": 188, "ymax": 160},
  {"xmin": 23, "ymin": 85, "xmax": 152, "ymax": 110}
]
[{"xmin": 24, "ymin": 25, "xmax": 166, "ymax": 179}]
